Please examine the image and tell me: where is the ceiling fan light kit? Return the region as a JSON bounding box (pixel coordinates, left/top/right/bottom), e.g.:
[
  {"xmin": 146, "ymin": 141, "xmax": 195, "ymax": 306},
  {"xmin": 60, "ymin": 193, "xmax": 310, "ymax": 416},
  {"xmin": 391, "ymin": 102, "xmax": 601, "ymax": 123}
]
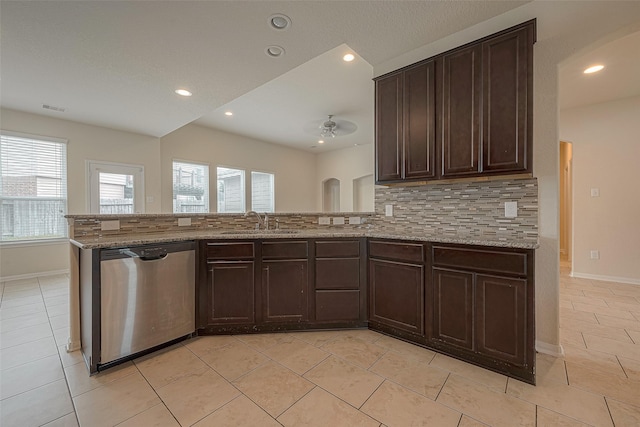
[{"xmin": 303, "ymin": 115, "xmax": 358, "ymax": 142}]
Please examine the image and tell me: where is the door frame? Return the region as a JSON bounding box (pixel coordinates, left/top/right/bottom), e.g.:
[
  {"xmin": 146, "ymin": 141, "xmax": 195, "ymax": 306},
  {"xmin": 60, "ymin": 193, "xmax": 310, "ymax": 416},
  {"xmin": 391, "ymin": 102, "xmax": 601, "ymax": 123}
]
[{"xmin": 86, "ymin": 160, "xmax": 145, "ymax": 214}]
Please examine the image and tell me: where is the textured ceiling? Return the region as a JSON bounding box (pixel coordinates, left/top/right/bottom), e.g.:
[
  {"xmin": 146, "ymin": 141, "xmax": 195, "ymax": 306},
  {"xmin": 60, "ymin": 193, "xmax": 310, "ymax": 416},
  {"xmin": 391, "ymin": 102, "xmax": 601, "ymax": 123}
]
[
  {"xmin": 559, "ymin": 30, "xmax": 640, "ymax": 110},
  {"xmin": 1, "ymin": 1, "xmax": 528, "ymax": 141}
]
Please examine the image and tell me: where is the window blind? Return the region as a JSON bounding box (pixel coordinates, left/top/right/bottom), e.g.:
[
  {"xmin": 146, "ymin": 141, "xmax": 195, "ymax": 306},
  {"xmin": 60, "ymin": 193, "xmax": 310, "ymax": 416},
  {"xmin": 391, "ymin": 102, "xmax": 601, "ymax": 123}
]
[{"xmin": 0, "ymin": 132, "xmax": 68, "ymax": 242}]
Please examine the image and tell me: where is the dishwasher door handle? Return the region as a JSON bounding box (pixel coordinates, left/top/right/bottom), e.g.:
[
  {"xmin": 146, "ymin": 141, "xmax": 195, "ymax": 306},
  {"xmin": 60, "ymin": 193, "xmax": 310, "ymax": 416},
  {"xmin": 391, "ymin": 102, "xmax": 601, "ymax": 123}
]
[{"xmin": 119, "ymin": 248, "xmax": 168, "ymax": 261}]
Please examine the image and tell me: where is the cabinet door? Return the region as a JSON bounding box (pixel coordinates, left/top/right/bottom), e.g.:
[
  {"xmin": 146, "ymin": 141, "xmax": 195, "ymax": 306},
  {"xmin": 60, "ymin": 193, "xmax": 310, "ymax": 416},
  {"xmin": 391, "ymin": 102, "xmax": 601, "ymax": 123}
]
[
  {"xmin": 369, "ymin": 259, "xmax": 424, "ymax": 335},
  {"xmin": 482, "ymin": 26, "xmax": 532, "ymax": 173},
  {"xmin": 404, "ymin": 61, "xmax": 436, "ymax": 179},
  {"xmin": 316, "ymin": 258, "xmax": 360, "ymax": 290},
  {"xmin": 262, "ymin": 260, "xmax": 308, "ymax": 323},
  {"xmin": 316, "ymin": 290, "xmax": 360, "ymax": 321},
  {"xmin": 375, "ymin": 72, "xmax": 403, "ymax": 182},
  {"xmin": 432, "ymin": 268, "xmax": 474, "ymax": 350},
  {"xmin": 207, "ymin": 261, "xmax": 254, "ymax": 325},
  {"xmin": 440, "ymin": 45, "xmax": 482, "ymax": 177},
  {"xmin": 476, "ymin": 274, "xmax": 527, "ymax": 366}
]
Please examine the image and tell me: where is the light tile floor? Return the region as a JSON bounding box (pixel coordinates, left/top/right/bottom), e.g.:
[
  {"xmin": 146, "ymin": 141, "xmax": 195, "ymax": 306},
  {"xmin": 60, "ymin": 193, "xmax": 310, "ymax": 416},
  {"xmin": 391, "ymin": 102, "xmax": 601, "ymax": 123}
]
[{"xmin": 1, "ymin": 270, "xmax": 639, "ymax": 426}]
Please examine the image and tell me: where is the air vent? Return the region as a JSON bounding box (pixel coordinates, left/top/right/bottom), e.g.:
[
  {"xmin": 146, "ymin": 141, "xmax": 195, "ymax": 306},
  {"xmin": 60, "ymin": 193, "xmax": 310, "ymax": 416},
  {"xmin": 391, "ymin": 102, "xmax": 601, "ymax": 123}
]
[{"xmin": 42, "ymin": 104, "xmax": 66, "ymax": 112}]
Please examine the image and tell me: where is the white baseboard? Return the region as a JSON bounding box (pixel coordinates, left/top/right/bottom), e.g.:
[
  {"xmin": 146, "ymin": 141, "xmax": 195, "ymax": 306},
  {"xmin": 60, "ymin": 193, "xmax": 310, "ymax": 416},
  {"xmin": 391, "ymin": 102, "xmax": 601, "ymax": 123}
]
[
  {"xmin": 0, "ymin": 269, "xmax": 70, "ymax": 282},
  {"xmin": 536, "ymin": 341, "xmax": 565, "ymax": 358},
  {"xmin": 570, "ymin": 271, "xmax": 640, "ymax": 286}
]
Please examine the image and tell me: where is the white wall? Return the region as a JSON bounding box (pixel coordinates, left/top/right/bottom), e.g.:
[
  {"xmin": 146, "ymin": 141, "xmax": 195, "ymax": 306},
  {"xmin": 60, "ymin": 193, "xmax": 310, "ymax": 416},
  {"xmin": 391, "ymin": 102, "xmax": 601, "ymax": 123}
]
[
  {"xmin": 560, "ymin": 96, "xmax": 640, "ymax": 283},
  {"xmin": 374, "ymin": 1, "xmax": 640, "ymax": 354},
  {"xmin": 0, "ymin": 108, "xmax": 162, "ymax": 278},
  {"xmin": 160, "ymin": 124, "xmax": 317, "ymax": 213},
  {"xmin": 315, "ymin": 143, "xmax": 374, "ymax": 212}
]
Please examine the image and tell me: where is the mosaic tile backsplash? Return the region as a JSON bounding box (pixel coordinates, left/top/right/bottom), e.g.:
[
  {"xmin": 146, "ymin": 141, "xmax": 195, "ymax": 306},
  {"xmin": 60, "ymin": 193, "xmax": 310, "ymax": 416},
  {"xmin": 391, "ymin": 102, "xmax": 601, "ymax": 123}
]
[
  {"xmin": 374, "ymin": 177, "xmax": 538, "ymax": 243},
  {"xmin": 68, "ymin": 212, "xmax": 375, "ymax": 239}
]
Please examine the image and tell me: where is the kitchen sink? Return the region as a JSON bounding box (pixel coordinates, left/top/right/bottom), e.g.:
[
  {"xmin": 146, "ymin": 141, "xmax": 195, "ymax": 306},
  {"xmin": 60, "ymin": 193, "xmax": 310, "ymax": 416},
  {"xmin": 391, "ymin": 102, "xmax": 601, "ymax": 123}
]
[{"xmin": 220, "ymin": 230, "xmax": 300, "ymax": 235}]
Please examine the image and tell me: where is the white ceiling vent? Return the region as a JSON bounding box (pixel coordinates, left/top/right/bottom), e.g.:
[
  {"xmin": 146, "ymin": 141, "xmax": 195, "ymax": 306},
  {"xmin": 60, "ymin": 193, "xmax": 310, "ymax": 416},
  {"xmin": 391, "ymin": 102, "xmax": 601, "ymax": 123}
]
[{"xmin": 42, "ymin": 104, "xmax": 66, "ymax": 112}]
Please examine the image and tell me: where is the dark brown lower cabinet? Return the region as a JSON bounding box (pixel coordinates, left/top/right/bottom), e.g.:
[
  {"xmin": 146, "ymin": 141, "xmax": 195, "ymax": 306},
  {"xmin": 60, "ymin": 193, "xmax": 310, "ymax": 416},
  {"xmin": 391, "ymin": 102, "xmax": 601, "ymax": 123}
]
[
  {"xmin": 197, "ymin": 238, "xmax": 535, "ymax": 384},
  {"xmin": 315, "ymin": 290, "xmax": 360, "ymax": 321},
  {"xmin": 370, "ymin": 259, "xmax": 424, "ymax": 335},
  {"xmin": 432, "ymin": 267, "xmax": 473, "ymax": 350},
  {"xmin": 207, "ymin": 261, "xmax": 255, "ymax": 325},
  {"xmin": 313, "ymin": 239, "xmax": 366, "ymax": 324},
  {"xmin": 368, "ymin": 240, "xmax": 425, "ymax": 338},
  {"xmin": 262, "ymin": 260, "xmax": 308, "ymax": 323},
  {"xmin": 476, "ymin": 274, "xmax": 526, "ymax": 365},
  {"xmin": 429, "ymin": 244, "xmax": 535, "ymax": 384}
]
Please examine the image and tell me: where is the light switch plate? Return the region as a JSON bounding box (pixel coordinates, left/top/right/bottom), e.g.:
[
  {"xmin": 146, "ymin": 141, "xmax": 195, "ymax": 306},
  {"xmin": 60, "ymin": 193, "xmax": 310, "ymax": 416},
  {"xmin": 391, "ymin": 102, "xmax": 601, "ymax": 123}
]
[
  {"xmin": 385, "ymin": 204, "xmax": 393, "ymax": 217},
  {"xmin": 318, "ymin": 217, "xmax": 330, "ymax": 225},
  {"xmin": 332, "ymin": 217, "xmax": 345, "ymax": 225},
  {"xmin": 591, "ymin": 188, "xmax": 600, "ymax": 197},
  {"xmin": 349, "ymin": 216, "xmax": 361, "ymax": 225},
  {"xmin": 590, "ymin": 250, "xmax": 600, "ymax": 259},
  {"xmin": 504, "ymin": 201, "xmax": 518, "ymax": 218},
  {"xmin": 178, "ymin": 217, "xmax": 191, "ymax": 226},
  {"xmin": 100, "ymin": 220, "xmax": 120, "ymax": 231}
]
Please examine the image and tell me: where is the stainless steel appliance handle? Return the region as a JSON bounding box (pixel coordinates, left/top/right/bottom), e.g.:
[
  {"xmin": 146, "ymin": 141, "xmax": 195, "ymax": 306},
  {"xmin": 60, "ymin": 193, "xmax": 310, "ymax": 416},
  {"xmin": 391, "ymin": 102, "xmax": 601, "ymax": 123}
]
[{"xmin": 119, "ymin": 248, "xmax": 168, "ymax": 261}]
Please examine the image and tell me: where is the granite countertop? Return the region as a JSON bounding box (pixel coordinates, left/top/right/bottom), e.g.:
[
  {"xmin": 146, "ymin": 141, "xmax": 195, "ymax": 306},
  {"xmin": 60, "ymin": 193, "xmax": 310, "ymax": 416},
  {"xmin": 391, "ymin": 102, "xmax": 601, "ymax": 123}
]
[{"xmin": 70, "ymin": 228, "xmax": 539, "ymax": 250}]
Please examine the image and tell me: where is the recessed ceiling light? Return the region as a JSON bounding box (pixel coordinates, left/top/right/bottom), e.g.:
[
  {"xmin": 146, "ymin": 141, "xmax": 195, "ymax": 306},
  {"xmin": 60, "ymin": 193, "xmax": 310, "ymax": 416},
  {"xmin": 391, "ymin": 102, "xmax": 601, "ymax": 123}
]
[
  {"xmin": 175, "ymin": 89, "xmax": 192, "ymax": 97},
  {"xmin": 318, "ymin": 140, "xmax": 325, "ymax": 144},
  {"xmin": 584, "ymin": 65, "xmax": 604, "ymax": 74},
  {"xmin": 224, "ymin": 111, "xmax": 233, "ymax": 116},
  {"xmin": 265, "ymin": 45, "xmax": 285, "ymax": 58},
  {"xmin": 343, "ymin": 53, "xmax": 355, "ymax": 62},
  {"xmin": 269, "ymin": 14, "xmax": 291, "ymax": 31}
]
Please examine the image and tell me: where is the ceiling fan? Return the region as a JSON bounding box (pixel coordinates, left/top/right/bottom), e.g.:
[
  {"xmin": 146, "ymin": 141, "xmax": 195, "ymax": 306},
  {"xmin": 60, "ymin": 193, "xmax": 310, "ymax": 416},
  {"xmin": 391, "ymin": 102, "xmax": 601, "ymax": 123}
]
[{"xmin": 303, "ymin": 115, "xmax": 358, "ymax": 139}]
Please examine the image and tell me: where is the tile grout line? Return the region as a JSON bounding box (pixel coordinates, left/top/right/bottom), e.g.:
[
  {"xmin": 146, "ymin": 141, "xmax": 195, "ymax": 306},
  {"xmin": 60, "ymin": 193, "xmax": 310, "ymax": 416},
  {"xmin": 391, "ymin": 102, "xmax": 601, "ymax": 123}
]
[
  {"xmin": 38, "ymin": 275, "xmax": 81, "ymax": 427},
  {"xmin": 603, "ymin": 397, "xmax": 616, "ymax": 427}
]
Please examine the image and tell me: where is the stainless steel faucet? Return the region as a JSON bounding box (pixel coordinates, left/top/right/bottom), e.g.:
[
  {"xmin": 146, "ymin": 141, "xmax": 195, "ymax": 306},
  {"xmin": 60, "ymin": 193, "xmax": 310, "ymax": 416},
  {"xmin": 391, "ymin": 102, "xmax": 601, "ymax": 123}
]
[{"xmin": 244, "ymin": 211, "xmax": 268, "ymax": 230}]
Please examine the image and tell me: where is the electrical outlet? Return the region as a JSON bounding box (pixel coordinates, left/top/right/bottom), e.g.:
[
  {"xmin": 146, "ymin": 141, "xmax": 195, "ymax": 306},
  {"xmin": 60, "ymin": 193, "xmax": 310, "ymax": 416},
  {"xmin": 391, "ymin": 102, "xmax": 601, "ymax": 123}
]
[
  {"xmin": 178, "ymin": 217, "xmax": 191, "ymax": 226},
  {"xmin": 590, "ymin": 250, "xmax": 600, "ymax": 260},
  {"xmin": 504, "ymin": 201, "xmax": 518, "ymax": 218},
  {"xmin": 591, "ymin": 188, "xmax": 600, "ymax": 197},
  {"xmin": 385, "ymin": 204, "xmax": 393, "ymax": 217},
  {"xmin": 100, "ymin": 220, "xmax": 120, "ymax": 231},
  {"xmin": 332, "ymin": 217, "xmax": 345, "ymax": 225},
  {"xmin": 348, "ymin": 216, "xmax": 361, "ymax": 225},
  {"xmin": 318, "ymin": 217, "xmax": 330, "ymax": 225}
]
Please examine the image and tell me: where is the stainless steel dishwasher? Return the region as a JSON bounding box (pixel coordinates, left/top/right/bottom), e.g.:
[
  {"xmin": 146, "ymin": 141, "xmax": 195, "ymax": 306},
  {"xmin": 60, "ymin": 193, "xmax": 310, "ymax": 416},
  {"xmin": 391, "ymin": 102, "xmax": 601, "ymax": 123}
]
[{"xmin": 99, "ymin": 241, "xmax": 195, "ymax": 366}]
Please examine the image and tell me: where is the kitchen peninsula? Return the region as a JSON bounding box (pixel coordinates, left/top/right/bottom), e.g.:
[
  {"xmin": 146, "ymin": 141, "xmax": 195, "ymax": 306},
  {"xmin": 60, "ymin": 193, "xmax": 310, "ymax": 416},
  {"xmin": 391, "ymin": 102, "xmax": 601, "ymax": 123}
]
[{"xmin": 68, "ymin": 191, "xmax": 538, "ymax": 384}]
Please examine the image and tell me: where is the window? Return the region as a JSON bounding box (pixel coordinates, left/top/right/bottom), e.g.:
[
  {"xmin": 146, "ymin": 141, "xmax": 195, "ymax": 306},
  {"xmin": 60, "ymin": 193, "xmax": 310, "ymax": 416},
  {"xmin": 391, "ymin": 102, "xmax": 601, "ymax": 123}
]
[
  {"xmin": 0, "ymin": 131, "xmax": 68, "ymax": 242},
  {"xmin": 87, "ymin": 161, "xmax": 144, "ymax": 214},
  {"xmin": 216, "ymin": 167, "xmax": 245, "ymax": 213},
  {"xmin": 251, "ymin": 171, "xmax": 275, "ymax": 212},
  {"xmin": 173, "ymin": 161, "xmax": 209, "ymax": 213}
]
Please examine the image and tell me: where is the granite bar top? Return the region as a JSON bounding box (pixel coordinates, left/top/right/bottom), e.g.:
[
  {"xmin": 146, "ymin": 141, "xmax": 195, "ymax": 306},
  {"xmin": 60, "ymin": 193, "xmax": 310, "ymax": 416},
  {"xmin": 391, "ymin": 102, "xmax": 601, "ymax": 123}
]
[
  {"xmin": 65, "ymin": 212, "xmax": 375, "ymax": 219},
  {"xmin": 70, "ymin": 228, "xmax": 539, "ymax": 250}
]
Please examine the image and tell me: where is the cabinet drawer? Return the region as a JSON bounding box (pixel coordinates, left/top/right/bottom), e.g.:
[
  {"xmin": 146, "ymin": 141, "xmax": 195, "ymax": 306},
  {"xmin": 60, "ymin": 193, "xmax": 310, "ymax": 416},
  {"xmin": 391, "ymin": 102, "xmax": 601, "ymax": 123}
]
[
  {"xmin": 369, "ymin": 240, "xmax": 424, "ymax": 263},
  {"xmin": 432, "ymin": 246, "xmax": 527, "ymax": 276},
  {"xmin": 207, "ymin": 242, "xmax": 254, "ymax": 260},
  {"xmin": 315, "ymin": 240, "xmax": 360, "ymax": 258},
  {"xmin": 316, "ymin": 290, "xmax": 360, "ymax": 321},
  {"xmin": 262, "ymin": 241, "xmax": 308, "ymax": 259},
  {"xmin": 316, "ymin": 258, "xmax": 360, "ymax": 289}
]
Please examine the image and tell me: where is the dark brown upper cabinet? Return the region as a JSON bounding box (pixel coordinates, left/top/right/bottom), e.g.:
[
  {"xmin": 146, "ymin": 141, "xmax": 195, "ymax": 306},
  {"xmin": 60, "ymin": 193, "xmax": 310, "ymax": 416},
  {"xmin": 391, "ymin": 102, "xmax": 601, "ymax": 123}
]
[
  {"xmin": 439, "ymin": 45, "xmax": 482, "ymax": 178},
  {"xmin": 375, "ymin": 71, "xmax": 403, "ymax": 182},
  {"xmin": 375, "ymin": 61, "xmax": 436, "ymax": 183},
  {"xmin": 375, "ymin": 20, "xmax": 535, "ymax": 184},
  {"xmin": 481, "ymin": 25, "xmax": 533, "ymax": 174}
]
